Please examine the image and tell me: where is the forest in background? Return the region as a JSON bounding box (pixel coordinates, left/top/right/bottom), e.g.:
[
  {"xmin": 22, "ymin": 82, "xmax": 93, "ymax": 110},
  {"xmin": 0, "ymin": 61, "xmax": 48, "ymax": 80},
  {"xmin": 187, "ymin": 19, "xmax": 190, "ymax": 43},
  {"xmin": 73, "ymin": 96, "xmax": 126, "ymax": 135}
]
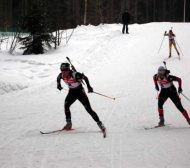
[{"xmin": 0, "ymin": 0, "xmax": 189, "ymax": 30}]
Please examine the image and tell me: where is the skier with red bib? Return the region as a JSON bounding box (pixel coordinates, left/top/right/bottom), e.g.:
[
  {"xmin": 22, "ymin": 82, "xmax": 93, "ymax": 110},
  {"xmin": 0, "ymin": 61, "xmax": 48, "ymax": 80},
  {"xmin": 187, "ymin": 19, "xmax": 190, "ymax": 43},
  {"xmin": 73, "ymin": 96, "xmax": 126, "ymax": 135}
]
[
  {"xmin": 153, "ymin": 66, "xmax": 190, "ymax": 126},
  {"xmin": 57, "ymin": 63, "xmax": 106, "ymax": 133}
]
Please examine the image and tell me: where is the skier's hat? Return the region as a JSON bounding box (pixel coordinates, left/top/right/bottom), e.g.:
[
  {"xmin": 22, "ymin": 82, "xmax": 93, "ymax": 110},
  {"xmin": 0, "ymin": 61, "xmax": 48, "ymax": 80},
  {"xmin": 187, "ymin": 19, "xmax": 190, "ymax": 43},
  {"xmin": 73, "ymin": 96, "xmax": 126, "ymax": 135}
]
[
  {"xmin": 158, "ymin": 66, "xmax": 165, "ymax": 74},
  {"xmin": 60, "ymin": 63, "xmax": 70, "ymax": 71}
]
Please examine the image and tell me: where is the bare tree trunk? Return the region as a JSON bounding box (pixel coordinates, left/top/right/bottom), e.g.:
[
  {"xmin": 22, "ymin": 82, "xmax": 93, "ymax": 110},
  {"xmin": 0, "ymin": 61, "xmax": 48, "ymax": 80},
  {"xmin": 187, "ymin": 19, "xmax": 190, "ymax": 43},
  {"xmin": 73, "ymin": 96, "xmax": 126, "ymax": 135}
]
[
  {"xmin": 95, "ymin": 0, "xmax": 104, "ymax": 24},
  {"xmin": 146, "ymin": 0, "xmax": 149, "ymax": 22},
  {"xmin": 84, "ymin": 0, "xmax": 87, "ymax": 25},
  {"xmin": 134, "ymin": 0, "xmax": 138, "ymax": 23},
  {"xmin": 153, "ymin": 0, "xmax": 156, "ymax": 22},
  {"xmin": 163, "ymin": 0, "xmax": 166, "ymax": 21},
  {"xmin": 110, "ymin": 0, "xmax": 114, "ymax": 23}
]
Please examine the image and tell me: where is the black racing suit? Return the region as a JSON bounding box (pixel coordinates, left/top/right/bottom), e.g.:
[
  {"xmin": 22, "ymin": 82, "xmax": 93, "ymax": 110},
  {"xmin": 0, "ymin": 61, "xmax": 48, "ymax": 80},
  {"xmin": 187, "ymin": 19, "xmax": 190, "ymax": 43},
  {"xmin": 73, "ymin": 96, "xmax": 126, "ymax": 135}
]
[
  {"xmin": 153, "ymin": 74, "xmax": 185, "ymax": 116},
  {"xmin": 57, "ymin": 70, "xmax": 100, "ymax": 122}
]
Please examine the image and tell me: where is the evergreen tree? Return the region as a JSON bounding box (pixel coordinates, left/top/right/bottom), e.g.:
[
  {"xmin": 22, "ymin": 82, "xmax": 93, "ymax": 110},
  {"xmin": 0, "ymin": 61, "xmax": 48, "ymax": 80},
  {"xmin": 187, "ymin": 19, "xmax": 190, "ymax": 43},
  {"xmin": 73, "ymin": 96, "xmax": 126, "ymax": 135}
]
[{"xmin": 18, "ymin": 4, "xmax": 52, "ymax": 55}]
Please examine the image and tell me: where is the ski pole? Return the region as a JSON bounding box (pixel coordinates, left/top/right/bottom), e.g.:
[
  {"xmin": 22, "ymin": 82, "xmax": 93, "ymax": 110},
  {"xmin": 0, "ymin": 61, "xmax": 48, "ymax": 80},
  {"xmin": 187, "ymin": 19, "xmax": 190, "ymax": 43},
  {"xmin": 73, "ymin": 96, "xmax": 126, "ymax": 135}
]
[
  {"xmin": 158, "ymin": 31, "xmax": 167, "ymax": 53},
  {"xmin": 181, "ymin": 93, "xmax": 190, "ymax": 102},
  {"xmin": 174, "ymin": 39, "xmax": 184, "ymax": 56},
  {"xmin": 93, "ymin": 91, "xmax": 116, "ymax": 100}
]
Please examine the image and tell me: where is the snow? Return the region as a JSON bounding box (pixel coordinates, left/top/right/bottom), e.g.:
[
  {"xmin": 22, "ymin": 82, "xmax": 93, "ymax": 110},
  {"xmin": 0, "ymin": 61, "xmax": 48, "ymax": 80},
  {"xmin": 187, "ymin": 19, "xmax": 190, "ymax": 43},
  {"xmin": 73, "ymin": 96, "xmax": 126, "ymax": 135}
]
[{"xmin": 1, "ymin": 22, "xmax": 190, "ymax": 168}]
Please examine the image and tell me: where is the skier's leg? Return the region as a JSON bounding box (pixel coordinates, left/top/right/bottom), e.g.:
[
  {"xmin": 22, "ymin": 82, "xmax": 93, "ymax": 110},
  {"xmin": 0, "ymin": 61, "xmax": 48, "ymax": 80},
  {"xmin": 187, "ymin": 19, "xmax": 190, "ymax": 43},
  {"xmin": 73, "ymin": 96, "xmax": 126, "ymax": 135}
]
[
  {"xmin": 169, "ymin": 92, "xmax": 190, "ymax": 123},
  {"xmin": 158, "ymin": 91, "xmax": 168, "ymax": 125},
  {"xmin": 77, "ymin": 89, "xmax": 106, "ymax": 131},
  {"xmin": 77, "ymin": 89, "xmax": 100, "ymax": 122},
  {"xmin": 64, "ymin": 91, "xmax": 77, "ymax": 128},
  {"xmin": 173, "ymin": 40, "xmax": 180, "ymax": 55},
  {"xmin": 169, "ymin": 40, "xmax": 172, "ymax": 57}
]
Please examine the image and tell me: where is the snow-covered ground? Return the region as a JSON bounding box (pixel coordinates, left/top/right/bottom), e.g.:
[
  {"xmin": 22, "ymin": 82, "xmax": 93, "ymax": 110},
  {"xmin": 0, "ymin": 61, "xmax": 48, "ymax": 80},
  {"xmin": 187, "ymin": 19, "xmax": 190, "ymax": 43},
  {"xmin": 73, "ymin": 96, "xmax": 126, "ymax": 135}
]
[{"xmin": 1, "ymin": 22, "xmax": 190, "ymax": 168}]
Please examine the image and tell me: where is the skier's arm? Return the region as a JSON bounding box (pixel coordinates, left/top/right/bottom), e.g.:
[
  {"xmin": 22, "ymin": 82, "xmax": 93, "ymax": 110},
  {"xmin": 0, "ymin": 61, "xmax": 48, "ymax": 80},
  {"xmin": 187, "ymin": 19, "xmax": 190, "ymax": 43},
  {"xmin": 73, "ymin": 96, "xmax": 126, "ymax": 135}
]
[
  {"xmin": 57, "ymin": 73, "xmax": 63, "ymax": 91},
  {"xmin": 169, "ymin": 75, "xmax": 182, "ymax": 93},
  {"xmin": 153, "ymin": 74, "xmax": 159, "ymax": 91},
  {"xmin": 83, "ymin": 75, "xmax": 93, "ymax": 93},
  {"xmin": 169, "ymin": 75, "xmax": 181, "ymax": 87},
  {"xmin": 176, "ymin": 77, "xmax": 182, "ymax": 88},
  {"xmin": 75, "ymin": 72, "xmax": 93, "ymax": 93},
  {"xmin": 175, "ymin": 76, "xmax": 182, "ymax": 93}
]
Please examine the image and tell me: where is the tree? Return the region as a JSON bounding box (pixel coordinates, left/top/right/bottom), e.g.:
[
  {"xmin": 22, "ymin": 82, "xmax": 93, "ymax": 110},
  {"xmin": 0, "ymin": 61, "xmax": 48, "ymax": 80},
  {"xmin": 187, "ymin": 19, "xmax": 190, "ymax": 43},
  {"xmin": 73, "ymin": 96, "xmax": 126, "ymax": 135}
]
[
  {"xmin": 18, "ymin": 4, "xmax": 52, "ymax": 55},
  {"xmin": 84, "ymin": 0, "xmax": 87, "ymax": 25}
]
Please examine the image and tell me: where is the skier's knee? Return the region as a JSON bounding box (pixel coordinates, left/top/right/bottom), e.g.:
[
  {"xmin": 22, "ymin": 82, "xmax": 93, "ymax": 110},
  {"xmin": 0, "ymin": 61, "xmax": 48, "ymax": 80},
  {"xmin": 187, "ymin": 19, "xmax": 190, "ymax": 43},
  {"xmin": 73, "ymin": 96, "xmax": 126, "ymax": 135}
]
[
  {"xmin": 65, "ymin": 101, "xmax": 70, "ymax": 111},
  {"xmin": 158, "ymin": 102, "xmax": 163, "ymax": 109},
  {"xmin": 175, "ymin": 102, "xmax": 184, "ymax": 113}
]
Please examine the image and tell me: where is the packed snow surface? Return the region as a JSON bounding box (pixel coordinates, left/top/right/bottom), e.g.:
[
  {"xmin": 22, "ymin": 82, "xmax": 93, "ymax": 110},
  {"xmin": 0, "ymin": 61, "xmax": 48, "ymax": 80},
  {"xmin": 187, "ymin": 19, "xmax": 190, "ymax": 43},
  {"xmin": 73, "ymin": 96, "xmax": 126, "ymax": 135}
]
[{"xmin": 0, "ymin": 23, "xmax": 190, "ymax": 168}]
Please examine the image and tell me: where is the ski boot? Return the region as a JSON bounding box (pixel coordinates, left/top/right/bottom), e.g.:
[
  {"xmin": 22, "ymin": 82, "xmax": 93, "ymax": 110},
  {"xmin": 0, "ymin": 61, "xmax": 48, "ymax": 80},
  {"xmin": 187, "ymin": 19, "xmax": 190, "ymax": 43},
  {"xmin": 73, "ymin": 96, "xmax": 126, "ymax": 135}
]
[
  {"xmin": 63, "ymin": 119, "xmax": 72, "ymax": 130},
  {"xmin": 97, "ymin": 121, "xmax": 106, "ymax": 132},
  {"xmin": 177, "ymin": 51, "xmax": 180, "ymax": 56},
  {"xmin": 169, "ymin": 54, "xmax": 171, "ymax": 58},
  {"xmin": 158, "ymin": 116, "xmax": 165, "ymax": 126}
]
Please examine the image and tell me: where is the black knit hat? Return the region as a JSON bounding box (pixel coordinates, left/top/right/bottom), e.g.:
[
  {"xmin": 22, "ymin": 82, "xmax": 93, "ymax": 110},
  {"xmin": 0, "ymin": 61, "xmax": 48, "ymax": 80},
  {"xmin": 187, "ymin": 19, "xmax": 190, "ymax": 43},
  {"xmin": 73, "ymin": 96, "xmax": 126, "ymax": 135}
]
[{"xmin": 60, "ymin": 63, "xmax": 70, "ymax": 71}]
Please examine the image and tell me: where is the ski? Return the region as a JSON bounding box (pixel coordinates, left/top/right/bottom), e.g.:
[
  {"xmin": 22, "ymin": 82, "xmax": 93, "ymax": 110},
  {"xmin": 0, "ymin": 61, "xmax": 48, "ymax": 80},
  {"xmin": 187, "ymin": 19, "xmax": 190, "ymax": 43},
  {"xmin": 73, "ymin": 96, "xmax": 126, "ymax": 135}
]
[
  {"xmin": 40, "ymin": 128, "xmax": 74, "ymax": 134},
  {"xmin": 144, "ymin": 124, "xmax": 171, "ymax": 130},
  {"xmin": 40, "ymin": 128, "xmax": 106, "ymax": 137}
]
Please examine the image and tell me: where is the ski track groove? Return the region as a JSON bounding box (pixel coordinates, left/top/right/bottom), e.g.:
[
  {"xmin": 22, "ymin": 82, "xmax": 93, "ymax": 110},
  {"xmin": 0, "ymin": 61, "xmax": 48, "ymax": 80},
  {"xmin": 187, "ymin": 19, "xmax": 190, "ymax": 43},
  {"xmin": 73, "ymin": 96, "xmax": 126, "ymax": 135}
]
[{"xmin": 0, "ymin": 98, "xmax": 62, "ymax": 167}]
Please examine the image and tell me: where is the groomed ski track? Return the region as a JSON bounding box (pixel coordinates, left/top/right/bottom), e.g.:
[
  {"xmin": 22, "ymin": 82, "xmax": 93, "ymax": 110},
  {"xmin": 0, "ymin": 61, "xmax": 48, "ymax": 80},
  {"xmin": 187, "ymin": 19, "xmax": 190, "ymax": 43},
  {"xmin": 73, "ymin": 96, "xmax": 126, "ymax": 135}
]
[{"xmin": 0, "ymin": 23, "xmax": 190, "ymax": 168}]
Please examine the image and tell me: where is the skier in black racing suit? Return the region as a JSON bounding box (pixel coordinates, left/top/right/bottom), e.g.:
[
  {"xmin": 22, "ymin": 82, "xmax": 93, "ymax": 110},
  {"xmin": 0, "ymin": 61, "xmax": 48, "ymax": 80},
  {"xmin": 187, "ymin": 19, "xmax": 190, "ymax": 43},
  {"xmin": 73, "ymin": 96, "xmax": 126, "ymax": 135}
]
[
  {"xmin": 57, "ymin": 62, "xmax": 106, "ymax": 132},
  {"xmin": 153, "ymin": 66, "xmax": 190, "ymax": 126}
]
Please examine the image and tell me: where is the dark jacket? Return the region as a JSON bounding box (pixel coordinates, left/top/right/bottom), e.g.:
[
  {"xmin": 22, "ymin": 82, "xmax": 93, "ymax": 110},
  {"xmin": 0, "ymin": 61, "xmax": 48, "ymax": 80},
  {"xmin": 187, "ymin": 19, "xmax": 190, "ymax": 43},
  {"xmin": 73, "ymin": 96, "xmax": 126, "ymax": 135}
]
[{"xmin": 122, "ymin": 12, "xmax": 130, "ymax": 23}]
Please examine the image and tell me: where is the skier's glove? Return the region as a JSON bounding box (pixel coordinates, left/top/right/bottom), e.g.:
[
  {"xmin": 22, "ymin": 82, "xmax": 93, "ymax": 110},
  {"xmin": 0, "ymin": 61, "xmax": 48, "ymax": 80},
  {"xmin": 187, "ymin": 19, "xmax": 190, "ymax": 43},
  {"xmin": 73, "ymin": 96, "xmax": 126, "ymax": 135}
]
[
  {"xmin": 155, "ymin": 84, "xmax": 159, "ymax": 91},
  {"xmin": 57, "ymin": 84, "xmax": 63, "ymax": 91},
  {"xmin": 88, "ymin": 86, "xmax": 93, "ymax": 93},
  {"xmin": 178, "ymin": 87, "xmax": 182, "ymax": 94}
]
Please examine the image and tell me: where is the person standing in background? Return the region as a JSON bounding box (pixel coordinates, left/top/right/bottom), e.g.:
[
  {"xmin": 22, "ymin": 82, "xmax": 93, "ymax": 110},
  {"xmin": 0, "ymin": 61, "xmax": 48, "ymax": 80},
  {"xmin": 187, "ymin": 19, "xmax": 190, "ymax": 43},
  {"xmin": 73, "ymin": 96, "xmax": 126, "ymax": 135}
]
[{"xmin": 122, "ymin": 9, "xmax": 130, "ymax": 34}]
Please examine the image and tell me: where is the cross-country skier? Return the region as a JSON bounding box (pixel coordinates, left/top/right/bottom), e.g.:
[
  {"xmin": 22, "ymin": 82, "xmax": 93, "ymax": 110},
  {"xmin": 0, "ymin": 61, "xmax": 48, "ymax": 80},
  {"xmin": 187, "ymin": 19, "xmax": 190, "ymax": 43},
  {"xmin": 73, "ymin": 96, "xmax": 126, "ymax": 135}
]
[
  {"xmin": 57, "ymin": 62, "xmax": 106, "ymax": 132},
  {"xmin": 164, "ymin": 30, "xmax": 180, "ymax": 58},
  {"xmin": 153, "ymin": 66, "xmax": 190, "ymax": 126}
]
